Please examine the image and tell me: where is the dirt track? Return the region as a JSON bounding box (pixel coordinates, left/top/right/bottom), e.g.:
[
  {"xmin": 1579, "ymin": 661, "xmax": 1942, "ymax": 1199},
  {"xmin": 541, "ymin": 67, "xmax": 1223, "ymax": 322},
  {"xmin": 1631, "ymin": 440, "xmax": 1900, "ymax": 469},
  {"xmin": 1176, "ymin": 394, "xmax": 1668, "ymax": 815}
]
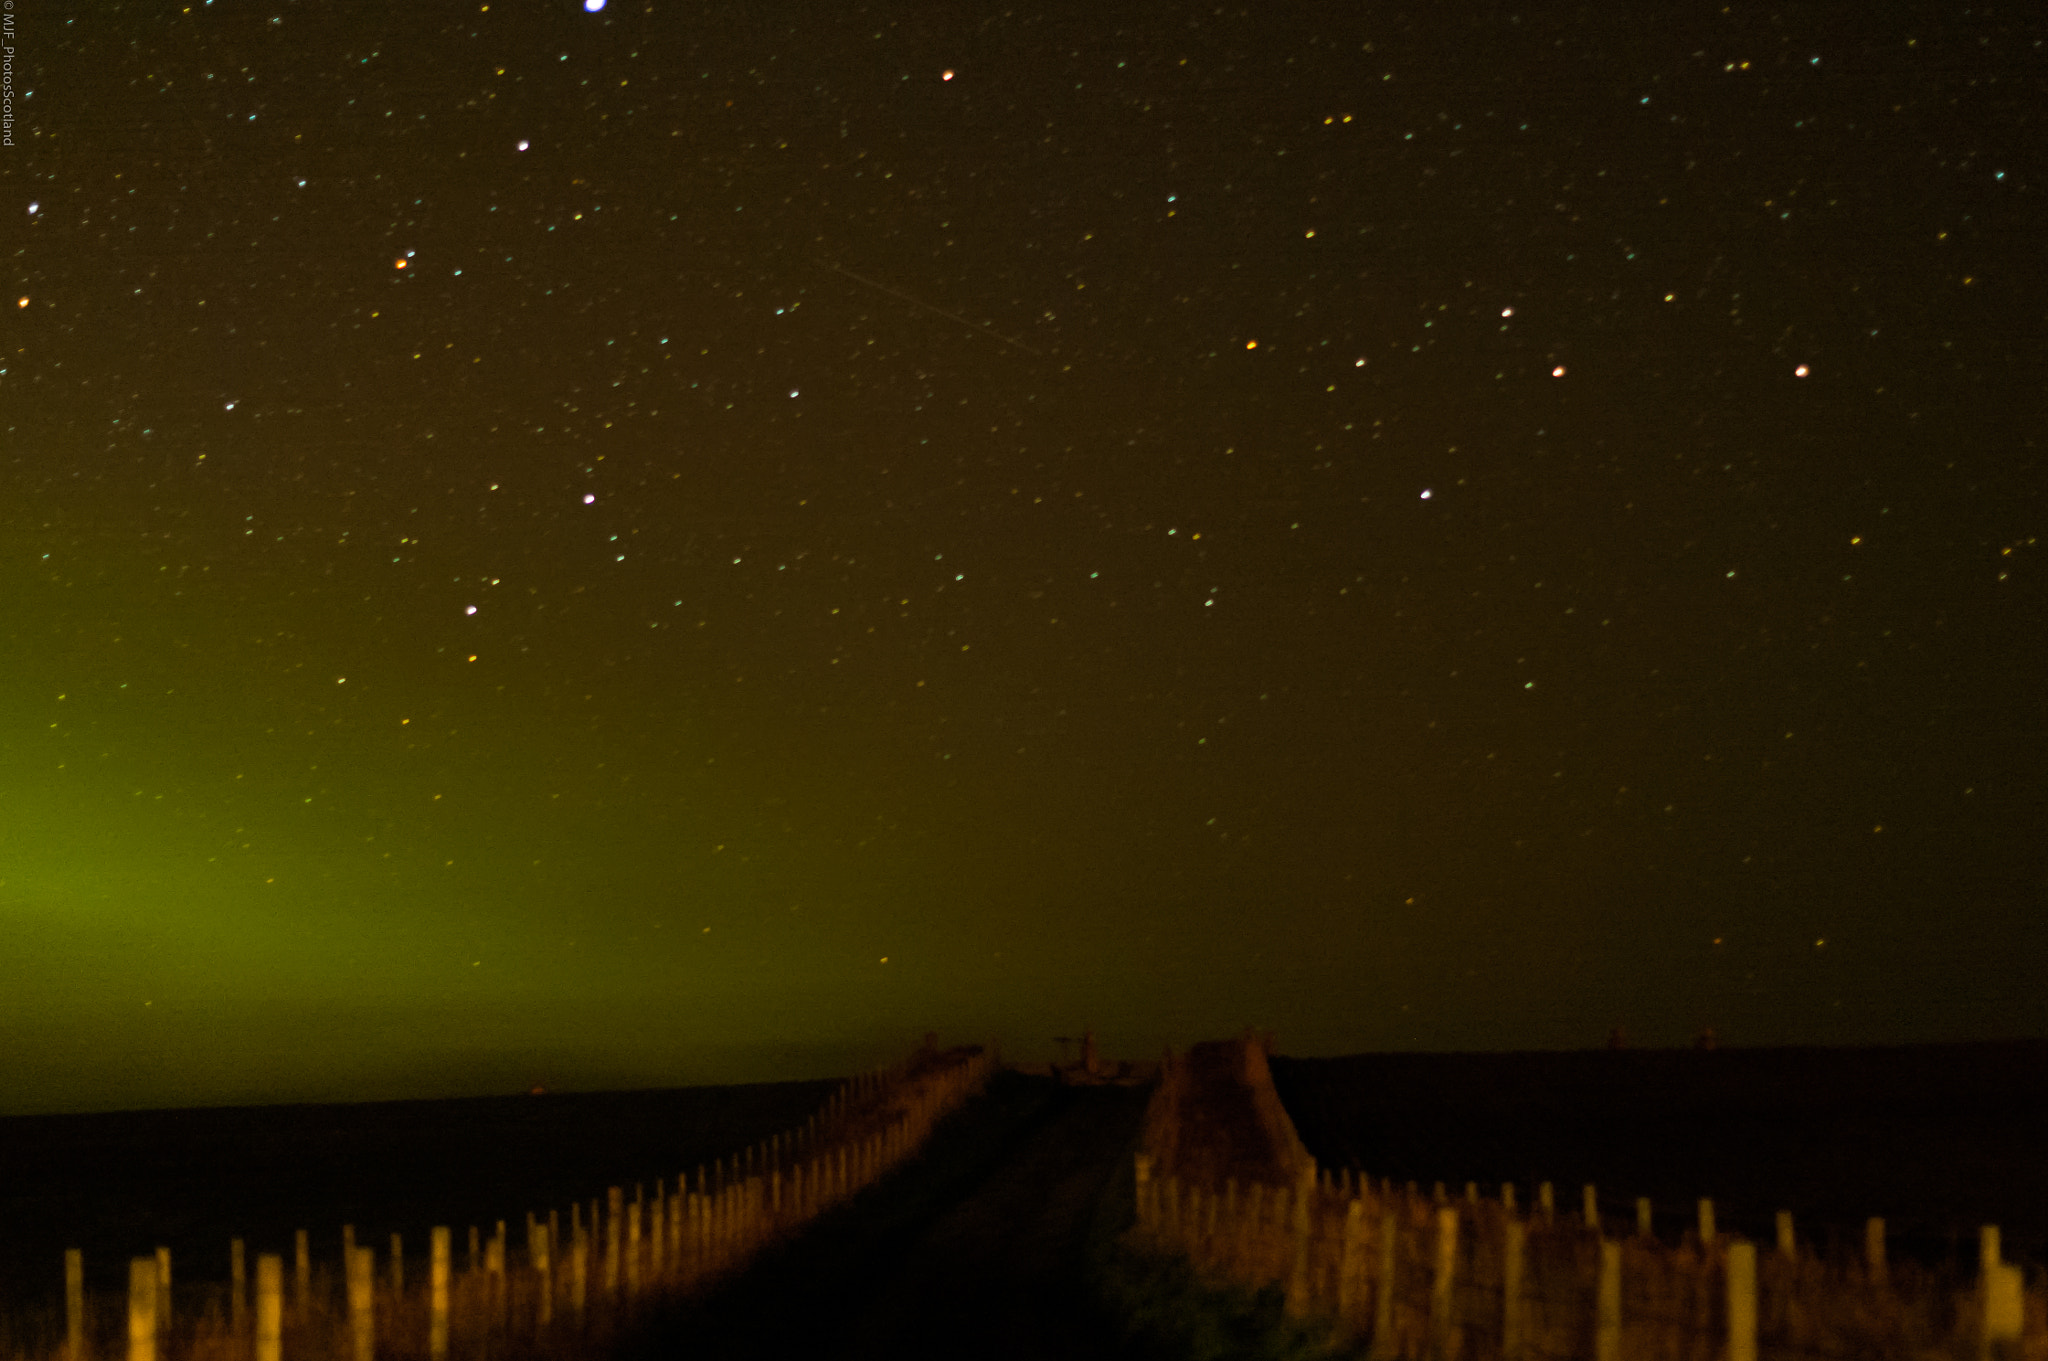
[{"xmin": 616, "ymin": 1071, "xmax": 1150, "ymax": 1361}]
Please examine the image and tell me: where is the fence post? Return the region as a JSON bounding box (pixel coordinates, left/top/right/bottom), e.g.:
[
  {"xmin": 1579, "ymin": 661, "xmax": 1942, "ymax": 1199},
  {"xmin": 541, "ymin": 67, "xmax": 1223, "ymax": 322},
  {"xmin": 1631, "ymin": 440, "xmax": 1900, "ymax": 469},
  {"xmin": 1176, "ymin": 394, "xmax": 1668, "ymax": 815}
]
[
  {"xmin": 605, "ymin": 1188, "xmax": 623, "ymax": 1297},
  {"xmin": 231, "ymin": 1238, "xmax": 247, "ymax": 1336},
  {"xmin": 1983, "ymin": 1261, "xmax": 2024, "ymax": 1360},
  {"xmin": 1776, "ymin": 1211, "xmax": 1795, "ymax": 1259},
  {"xmin": 154, "ymin": 1249, "xmax": 171, "ymax": 1340},
  {"xmin": 348, "ymin": 1245, "xmax": 375, "ymax": 1361},
  {"xmin": 1865, "ymin": 1217, "xmax": 1887, "ymax": 1286},
  {"xmin": 1370, "ymin": 1212, "xmax": 1399, "ymax": 1361},
  {"xmin": 128, "ymin": 1258, "xmax": 156, "ymax": 1361},
  {"xmin": 1699, "ymin": 1198, "xmax": 1717, "ymax": 1247},
  {"xmin": 1538, "ymin": 1182, "xmax": 1555, "ymax": 1224},
  {"xmin": 1338, "ymin": 1198, "xmax": 1366, "ymax": 1325},
  {"xmin": 626, "ymin": 1199, "xmax": 642, "ymax": 1298},
  {"xmin": 1501, "ymin": 1183, "xmax": 1517, "ymax": 1214},
  {"xmin": 1582, "ymin": 1184, "xmax": 1600, "ymax": 1231},
  {"xmin": 390, "ymin": 1233, "xmax": 404, "ymax": 1297},
  {"xmin": 1637, "ymin": 1198, "xmax": 1653, "ymax": 1239},
  {"xmin": 1596, "ymin": 1239, "xmax": 1622, "ymax": 1361},
  {"xmin": 256, "ymin": 1254, "xmax": 282, "ymax": 1361},
  {"xmin": 571, "ymin": 1234, "xmax": 588, "ymax": 1325},
  {"xmin": 1502, "ymin": 1218, "xmax": 1526, "ymax": 1361},
  {"xmin": 66, "ymin": 1249, "xmax": 86, "ymax": 1361},
  {"xmin": 1287, "ymin": 1163, "xmax": 1316, "ymax": 1316},
  {"xmin": 1981, "ymin": 1225, "xmax": 2002, "ymax": 1270},
  {"xmin": 1725, "ymin": 1240, "xmax": 1756, "ymax": 1361},
  {"xmin": 1430, "ymin": 1205, "xmax": 1459, "ymax": 1361},
  {"xmin": 429, "ymin": 1227, "xmax": 450, "ymax": 1360},
  {"xmin": 534, "ymin": 1222, "xmax": 552, "ymax": 1327},
  {"xmin": 294, "ymin": 1231, "xmax": 309, "ymax": 1319}
]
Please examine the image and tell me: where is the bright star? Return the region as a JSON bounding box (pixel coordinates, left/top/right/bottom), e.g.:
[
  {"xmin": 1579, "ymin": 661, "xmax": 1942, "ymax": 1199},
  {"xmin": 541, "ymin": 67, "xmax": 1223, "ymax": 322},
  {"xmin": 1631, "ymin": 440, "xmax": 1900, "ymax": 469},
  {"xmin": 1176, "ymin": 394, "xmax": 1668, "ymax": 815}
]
[{"xmin": 583, "ymin": 493, "xmax": 596, "ymax": 504}]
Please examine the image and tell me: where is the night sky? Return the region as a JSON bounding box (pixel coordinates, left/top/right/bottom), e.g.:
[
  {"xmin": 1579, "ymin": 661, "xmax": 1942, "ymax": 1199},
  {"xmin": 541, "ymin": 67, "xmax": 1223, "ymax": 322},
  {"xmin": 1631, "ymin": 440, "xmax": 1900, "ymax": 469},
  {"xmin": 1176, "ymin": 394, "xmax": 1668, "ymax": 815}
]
[{"xmin": 4, "ymin": 1, "xmax": 2043, "ymax": 1115}]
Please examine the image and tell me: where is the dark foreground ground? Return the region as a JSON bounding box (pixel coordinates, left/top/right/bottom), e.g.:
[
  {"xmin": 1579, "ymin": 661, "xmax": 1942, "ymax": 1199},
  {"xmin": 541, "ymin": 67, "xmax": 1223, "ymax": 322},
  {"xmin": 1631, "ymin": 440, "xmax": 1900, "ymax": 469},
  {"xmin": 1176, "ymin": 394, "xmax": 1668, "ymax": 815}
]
[
  {"xmin": 0, "ymin": 1079, "xmax": 832, "ymax": 1300},
  {"xmin": 1273, "ymin": 1041, "xmax": 2048, "ymax": 1267},
  {"xmin": 617, "ymin": 1072, "xmax": 1152, "ymax": 1361}
]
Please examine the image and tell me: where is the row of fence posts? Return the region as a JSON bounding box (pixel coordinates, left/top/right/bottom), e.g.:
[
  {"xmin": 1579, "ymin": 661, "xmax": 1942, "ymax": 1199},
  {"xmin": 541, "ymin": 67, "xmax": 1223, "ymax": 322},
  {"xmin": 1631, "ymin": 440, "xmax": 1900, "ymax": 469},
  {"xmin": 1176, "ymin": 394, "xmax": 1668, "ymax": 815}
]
[
  {"xmin": 1133, "ymin": 1157, "xmax": 2034, "ymax": 1360},
  {"xmin": 37, "ymin": 1048, "xmax": 996, "ymax": 1361}
]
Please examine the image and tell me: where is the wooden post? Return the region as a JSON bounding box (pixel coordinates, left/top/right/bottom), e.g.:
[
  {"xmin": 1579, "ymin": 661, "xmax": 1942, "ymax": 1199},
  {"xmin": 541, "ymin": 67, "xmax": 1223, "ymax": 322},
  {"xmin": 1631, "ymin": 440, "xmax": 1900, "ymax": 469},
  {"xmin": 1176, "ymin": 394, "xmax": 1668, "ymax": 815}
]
[
  {"xmin": 1538, "ymin": 1182, "xmax": 1555, "ymax": 1223},
  {"xmin": 1501, "ymin": 1183, "xmax": 1516, "ymax": 1213},
  {"xmin": 128, "ymin": 1258, "xmax": 156, "ymax": 1361},
  {"xmin": 1725, "ymin": 1240, "xmax": 1756, "ymax": 1361},
  {"xmin": 255, "ymin": 1254, "xmax": 282, "ymax": 1361},
  {"xmin": 1502, "ymin": 1218, "xmax": 1526, "ymax": 1361},
  {"xmin": 347, "ymin": 1245, "xmax": 374, "ymax": 1361},
  {"xmin": 652, "ymin": 1181, "xmax": 666, "ymax": 1273},
  {"xmin": 1371, "ymin": 1212, "xmax": 1398, "ymax": 1361},
  {"xmin": 1775, "ymin": 1211, "xmax": 1795, "ymax": 1259},
  {"xmin": 1465, "ymin": 1181, "xmax": 1479, "ymax": 1205},
  {"xmin": 1636, "ymin": 1198, "xmax": 1653, "ymax": 1238},
  {"xmin": 66, "ymin": 1249, "xmax": 86, "ymax": 1361},
  {"xmin": 390, "ymin": 1233, "xmax": 403, "ymax": 1296},
  {"xmin": 1287, "ymin": 1164, "xmax": 1316, "ymax": 1317},
  {"xmin": 1430, "ymin": 1206, "xmax": 1459, "ymax": 1361},
  {"xmin": 231, "ymin": 1238, "xmax": 247, "ymax": 1336},
  {"xmin": 154, "ymin": 1248, "xmax": 171, "ymax": 1338},
  {"xmin": 1239, "ymin": 1184, "xmax": 1263, "ymax": 1275},
  {"xmin": 429, "ymin": 1228, "xmax": 450, "ymax": 1361},
  {"xmin": 1984, "ymin": 1261, "xmax": 2024, "ymax": 1360},
  {"xmin": 1338, "ymin": 1199, "xmax": 1366, "ymax": 1325},
  {"xmin": 1595, "ymin": 1239, "xmax": 1622, "ymax": 1361},
  {"xmin": 534, "ymin": 1222, "xmax": 552, "ymax": 1328},
  {"xmin": 1583, "ymin": 1184, "xmax": 1600, "ymax": 1231},
  {"xmin": 1699, "ymin": 1198, "xmax": 1717, "ymax": 1246},
  {"xmin": 605, "ymin": 1187, "xmax": 622, "ymax": 1297},
  {"xmin": 485, "ymin": 1225, "xmax": 505, "ymax": 1330},
  {"xmin": 626, "ymin": 1200, "xmax": 642, "ymax": 1297},
  {"xmin": 1865, "ymin": 1217, "xmax": 1888, "ymax": 1286},
  {"xmin": 571, "ymin": 1235, "xmax": 588, "ymax": 1324},
  {"xmin": 1981, "ymin": 1224, "xmax": 2002, "ymax": 1269},
  {"xmin": 294, "ymin": 1231, "xmax": 310, "ymax": 1318}
]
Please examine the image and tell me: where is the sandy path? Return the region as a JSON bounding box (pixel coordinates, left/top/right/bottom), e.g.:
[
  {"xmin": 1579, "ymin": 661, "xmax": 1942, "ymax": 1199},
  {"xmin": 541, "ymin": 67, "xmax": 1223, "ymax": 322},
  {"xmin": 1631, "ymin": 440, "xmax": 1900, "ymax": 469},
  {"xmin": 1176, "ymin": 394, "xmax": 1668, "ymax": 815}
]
[{"xmin": 616, "ymin": 1070, "xmax": 1150, "ymax": 1360}]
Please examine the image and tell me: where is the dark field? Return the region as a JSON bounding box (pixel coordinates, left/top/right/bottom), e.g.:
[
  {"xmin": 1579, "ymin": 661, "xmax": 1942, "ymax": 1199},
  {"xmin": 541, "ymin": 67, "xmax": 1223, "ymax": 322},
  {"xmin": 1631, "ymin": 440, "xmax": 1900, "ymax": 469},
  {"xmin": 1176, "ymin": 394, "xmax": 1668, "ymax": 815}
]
[
  {"xmin": 0, "ymin": 1079, "xmax": 833, "ymax": 1306},
  {"xmin": 1272, "ymin": 1040, "xmax": 2048, "ymax": 1268}
]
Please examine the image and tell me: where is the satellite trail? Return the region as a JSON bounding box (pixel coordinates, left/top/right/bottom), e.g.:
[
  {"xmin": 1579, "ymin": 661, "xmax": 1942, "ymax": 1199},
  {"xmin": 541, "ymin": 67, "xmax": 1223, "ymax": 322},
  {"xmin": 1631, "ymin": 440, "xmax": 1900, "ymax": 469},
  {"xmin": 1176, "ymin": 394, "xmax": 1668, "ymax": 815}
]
[{"xmin": 819, "ymin": 261, "xmax": 1044, "ymax": 356}]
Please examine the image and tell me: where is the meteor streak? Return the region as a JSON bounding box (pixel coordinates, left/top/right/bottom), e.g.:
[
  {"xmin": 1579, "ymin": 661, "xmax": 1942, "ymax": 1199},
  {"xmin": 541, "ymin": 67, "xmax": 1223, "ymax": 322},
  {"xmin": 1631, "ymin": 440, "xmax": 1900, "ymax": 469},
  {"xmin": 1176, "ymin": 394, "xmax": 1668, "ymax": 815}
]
[{"xmin": 819, "ymin": 261, "xmax": 1043, "ymax": 356}]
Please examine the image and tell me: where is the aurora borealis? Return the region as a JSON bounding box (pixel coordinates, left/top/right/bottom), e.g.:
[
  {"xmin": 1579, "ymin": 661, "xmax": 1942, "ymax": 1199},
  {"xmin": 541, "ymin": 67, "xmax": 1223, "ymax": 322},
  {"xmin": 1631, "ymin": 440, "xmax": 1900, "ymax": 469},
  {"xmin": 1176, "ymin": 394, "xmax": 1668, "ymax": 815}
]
[{"xmin": 2, "ymin": 0, "xmax": 2042, "ymax": 1114}]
